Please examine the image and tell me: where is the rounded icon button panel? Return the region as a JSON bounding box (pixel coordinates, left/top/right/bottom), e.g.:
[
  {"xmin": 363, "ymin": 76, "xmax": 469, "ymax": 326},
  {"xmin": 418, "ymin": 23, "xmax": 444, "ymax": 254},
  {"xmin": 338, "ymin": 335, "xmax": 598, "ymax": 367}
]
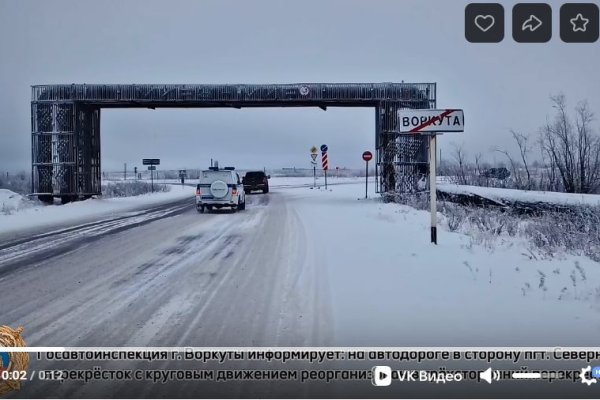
[
  {"xmin": 560, "ymin": 3, "xmax": 599, "ymax": 43},
  {"xmin": 465, "ymin": 3, "xmax": 505, "ymax": 43},
  {"xmin": 512, "ymin": 3, "xmax": 553, "ymax": 43}
]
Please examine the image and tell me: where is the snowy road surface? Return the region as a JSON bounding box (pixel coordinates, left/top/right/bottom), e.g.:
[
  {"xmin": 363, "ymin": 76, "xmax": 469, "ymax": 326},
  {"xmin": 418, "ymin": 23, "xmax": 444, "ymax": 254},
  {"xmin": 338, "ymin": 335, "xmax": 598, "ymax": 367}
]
[{"xmin": 1, "ymin": 179, "xmax": 600, "ymax": 347}]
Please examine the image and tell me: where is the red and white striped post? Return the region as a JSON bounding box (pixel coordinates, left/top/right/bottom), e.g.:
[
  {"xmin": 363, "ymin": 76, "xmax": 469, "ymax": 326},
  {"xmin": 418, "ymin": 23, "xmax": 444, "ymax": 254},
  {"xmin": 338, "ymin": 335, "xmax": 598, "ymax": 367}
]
[{"xmin": 320, "ymin": 144, "xmax": 329, "ymax": 189}]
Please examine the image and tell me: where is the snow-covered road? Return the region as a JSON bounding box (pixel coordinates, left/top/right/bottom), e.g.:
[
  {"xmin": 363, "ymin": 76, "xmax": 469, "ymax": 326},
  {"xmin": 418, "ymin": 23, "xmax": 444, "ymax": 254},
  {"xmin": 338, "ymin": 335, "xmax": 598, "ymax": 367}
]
[
  {"xmin": 1, "ymin": 180, "xmax": 599, "ymax": 348},
  {"xmin": 0, "ymin": 190, "xmax": 332, "ymax": 347}
]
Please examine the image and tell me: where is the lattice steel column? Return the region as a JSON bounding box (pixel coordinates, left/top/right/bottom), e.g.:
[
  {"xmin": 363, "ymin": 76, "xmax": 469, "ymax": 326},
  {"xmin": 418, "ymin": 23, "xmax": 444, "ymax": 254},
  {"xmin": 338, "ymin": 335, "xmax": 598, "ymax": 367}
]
[
  {"xmin": 376, "ymin": 101, "xmax": 400, "ymax": 194},
  {"xmin": 31, "ymin": 102, "xmax": 53, "ymax": 200},
  {"xmin": 32, "ymin": 102, "xmax": 77, "ymax": 202},
  {"xmin": 76, "ymin": 106, "xmax": 101, "ymax": 197},
  {"xmin": 375, "ymin": 101, "xmax": 430, "ymax": 194}
]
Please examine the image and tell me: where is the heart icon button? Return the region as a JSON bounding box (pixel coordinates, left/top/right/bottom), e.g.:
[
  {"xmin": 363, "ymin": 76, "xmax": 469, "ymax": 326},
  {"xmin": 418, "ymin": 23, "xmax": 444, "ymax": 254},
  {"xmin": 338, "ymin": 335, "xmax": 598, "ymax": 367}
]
[
  {"xmin": 475, "ymin": 14, "xmax": 496, "ymax": 32},
  {"xmin": 465, "ymin": 3, "xmax": 504, "ymax": 43}
]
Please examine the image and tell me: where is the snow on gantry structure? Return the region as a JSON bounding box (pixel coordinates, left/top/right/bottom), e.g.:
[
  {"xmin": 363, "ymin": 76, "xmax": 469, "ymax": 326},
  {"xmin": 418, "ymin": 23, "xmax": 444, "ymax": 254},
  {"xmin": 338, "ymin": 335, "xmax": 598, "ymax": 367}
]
[{"xmin": 31, "ymin": 82, "xmax": 436, "ymax": 202}]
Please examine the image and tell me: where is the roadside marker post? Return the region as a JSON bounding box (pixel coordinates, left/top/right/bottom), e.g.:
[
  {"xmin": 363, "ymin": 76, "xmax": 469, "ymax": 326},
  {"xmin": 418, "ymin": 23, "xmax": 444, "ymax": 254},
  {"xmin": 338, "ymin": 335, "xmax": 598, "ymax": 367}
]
[
  {"xmin": 147, "ymin": 166, "xmax": 157, "ymax": 192},
  {"xmin": 320, "ymin": 144, "xmax": 329, "ymax": 189},
  {"xmin": 362, "ymin": 151, "xmax": 373, "ymax": 199},
  {"xmin": 398, "ymin": 109, "xmax": 464, "ymax": 245}
]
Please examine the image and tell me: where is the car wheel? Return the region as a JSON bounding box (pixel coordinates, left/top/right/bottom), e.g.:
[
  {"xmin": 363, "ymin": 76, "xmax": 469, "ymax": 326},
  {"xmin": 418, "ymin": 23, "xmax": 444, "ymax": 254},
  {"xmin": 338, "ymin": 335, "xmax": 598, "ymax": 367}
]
[
  {"xmin": 239, "ymin": 200, "xmax": 246, "ymax": 210},
  {"xmin": 197, "ymin": 206, "xmax": 204, "ymax": 214},
  {"xmin": 263, "ymin": 188, "xmax": 269, "ymax": 194}
]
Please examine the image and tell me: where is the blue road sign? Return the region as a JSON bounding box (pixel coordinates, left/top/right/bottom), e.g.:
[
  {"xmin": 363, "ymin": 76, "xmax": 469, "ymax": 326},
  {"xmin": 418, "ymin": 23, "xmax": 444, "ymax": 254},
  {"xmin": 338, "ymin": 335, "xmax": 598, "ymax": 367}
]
[{"xmin": 320, "ymin": 144, "xmax": 328, "ymax": 152}]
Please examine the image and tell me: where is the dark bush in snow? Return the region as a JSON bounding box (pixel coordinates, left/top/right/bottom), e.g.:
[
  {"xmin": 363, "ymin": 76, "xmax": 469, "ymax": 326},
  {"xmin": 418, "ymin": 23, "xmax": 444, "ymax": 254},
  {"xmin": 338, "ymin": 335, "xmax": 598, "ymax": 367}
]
[{"xmin": 101, "ymin": 181, "xmax": 170, "ymax": 198}]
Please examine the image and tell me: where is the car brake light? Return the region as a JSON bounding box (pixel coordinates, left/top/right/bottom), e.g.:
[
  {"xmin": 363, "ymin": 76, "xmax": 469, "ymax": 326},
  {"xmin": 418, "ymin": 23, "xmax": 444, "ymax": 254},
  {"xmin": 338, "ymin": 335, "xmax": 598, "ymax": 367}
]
[
  {"xmin": 196, "ymin": 189, "xmax": 201, "ymax": 196},
  {"xmin": 232, "ymin": 187, "xmax": 238, "ymax": 195}
]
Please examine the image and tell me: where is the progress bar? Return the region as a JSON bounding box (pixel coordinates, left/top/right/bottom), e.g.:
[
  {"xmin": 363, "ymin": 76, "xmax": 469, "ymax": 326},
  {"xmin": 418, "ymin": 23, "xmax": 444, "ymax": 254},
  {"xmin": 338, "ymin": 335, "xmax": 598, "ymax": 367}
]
[{"xmin": 512, "ymin": 372, "xmax": 542, "ymax": 379}]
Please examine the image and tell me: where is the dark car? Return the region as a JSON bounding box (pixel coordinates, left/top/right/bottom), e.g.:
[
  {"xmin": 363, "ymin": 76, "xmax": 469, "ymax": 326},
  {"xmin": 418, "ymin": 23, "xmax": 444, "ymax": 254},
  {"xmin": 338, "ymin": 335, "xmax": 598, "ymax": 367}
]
[
  {"xmin": 243, "ymin": 171, "xmax": 270, "ymax": 193},
  {"xmin": 481, "ymin": 167, "xmax": 511, "ymax": 180}
]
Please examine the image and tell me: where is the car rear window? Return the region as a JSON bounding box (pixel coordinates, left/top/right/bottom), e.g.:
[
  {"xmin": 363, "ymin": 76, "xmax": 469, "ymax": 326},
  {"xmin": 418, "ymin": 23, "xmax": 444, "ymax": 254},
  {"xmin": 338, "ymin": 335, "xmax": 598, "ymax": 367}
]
[
  {"xmin": 199, "ymin": 171, "xmax": 233, "ymax": 184},
  {"xmin": 245, "ymin": 171, "xmax": 265, "ymax": 179}
]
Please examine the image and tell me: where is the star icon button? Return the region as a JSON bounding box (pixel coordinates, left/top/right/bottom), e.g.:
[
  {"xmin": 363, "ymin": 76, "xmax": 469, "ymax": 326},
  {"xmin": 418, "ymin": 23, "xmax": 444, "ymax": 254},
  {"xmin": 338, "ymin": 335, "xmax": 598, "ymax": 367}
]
[
  {"xmin": 560, "ymin": 3, "xmax": 599, "ymax": 42},
  {"xmin": 570, "ymin": 13, "xmax": 590, "ymax": 32}
]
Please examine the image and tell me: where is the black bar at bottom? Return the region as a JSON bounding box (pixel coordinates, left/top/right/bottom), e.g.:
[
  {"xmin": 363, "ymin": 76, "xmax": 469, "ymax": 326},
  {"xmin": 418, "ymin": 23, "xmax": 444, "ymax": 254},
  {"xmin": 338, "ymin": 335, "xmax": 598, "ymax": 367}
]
[{"xmin": 431, "ymin": 226, "xmax": 437, "ymax": 244}]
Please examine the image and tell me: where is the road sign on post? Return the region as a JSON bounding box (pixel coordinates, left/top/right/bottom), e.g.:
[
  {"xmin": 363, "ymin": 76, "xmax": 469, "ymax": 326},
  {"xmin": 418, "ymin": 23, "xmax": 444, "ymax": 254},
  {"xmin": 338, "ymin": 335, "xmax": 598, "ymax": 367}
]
[
  {"xmin": 320, "ymin": 144, "xmax": 329, "ymax": 189},
  {"xmin": 143, "ymin": 159, "xmax": 160, "ymax": 192},
  {"xmin": 398, "ymin": 109, "xmax": 464, "ymax": 134},
  {"xmin": 179, "ymin": 169, "xmax": 187, "ymax": 185},
  {"xmin": 362, "ymin": 151, "xmax": 373, "ymax": 199},
  {"xmin": 147, "ymin": 165, "xmax": 157, "ymax": 192},
  {"xmin": 310, "ymin": 146, "xmax": 318, "ymax": 189},
  {"xmin": 398, "ymin": 109, "xmax": 465, "ymax": 245}
]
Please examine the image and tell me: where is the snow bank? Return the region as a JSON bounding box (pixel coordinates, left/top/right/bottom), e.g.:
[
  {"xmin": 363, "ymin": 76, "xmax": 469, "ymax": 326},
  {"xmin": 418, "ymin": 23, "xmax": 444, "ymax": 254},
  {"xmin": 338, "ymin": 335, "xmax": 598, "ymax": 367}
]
[
  {"xmin": 439, "ymin": 183, "xmax": 600, "ymax": 207},
  {"xmin": 0, "ymin": 189, "xmax": 34, "ymax": 215},
  {"xmin": 0, "ymin": 185, "xmax": 191, "ymax": 235}
]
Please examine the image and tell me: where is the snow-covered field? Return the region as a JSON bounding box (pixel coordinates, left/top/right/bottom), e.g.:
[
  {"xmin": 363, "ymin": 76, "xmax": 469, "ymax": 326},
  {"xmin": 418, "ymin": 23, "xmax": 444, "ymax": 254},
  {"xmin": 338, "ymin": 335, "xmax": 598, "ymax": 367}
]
[
  {"xmin": 284, "ymin": 183, "xmax": 600, "ymax": 345},
  {"xmin": 124, "ymin": 176, "xmax": 368, "ymax": 188}
]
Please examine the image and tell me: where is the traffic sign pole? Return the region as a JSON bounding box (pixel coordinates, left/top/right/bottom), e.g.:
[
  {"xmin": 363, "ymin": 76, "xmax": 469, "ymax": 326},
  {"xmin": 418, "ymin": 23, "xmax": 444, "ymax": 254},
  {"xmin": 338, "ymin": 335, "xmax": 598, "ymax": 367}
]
[
  {"xmin": 310, "ymin": 146, "xmax": 319, "ymax": 189},
  {"xmin": 429, "ymin": 135, "xmax": 437, "ymax": 244},
  {"xmin": 398, "ymin": 109, "xmax": 464, "ymax": 245},
  {"xmin": 361, "ymin": 151, "xmax": 373, "ymax": 199},
  {"xmin": 365, "ymin": 160, "xmax": 369, "ymax": 199}
]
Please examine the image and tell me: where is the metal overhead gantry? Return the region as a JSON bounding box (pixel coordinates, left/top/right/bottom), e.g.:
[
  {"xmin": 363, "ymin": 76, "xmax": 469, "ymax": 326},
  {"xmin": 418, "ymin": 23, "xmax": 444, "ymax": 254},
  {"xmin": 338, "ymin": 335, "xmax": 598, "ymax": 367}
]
[{"xmin": 30, "ymin": 82, "xmax": 436, "ymax": 202}]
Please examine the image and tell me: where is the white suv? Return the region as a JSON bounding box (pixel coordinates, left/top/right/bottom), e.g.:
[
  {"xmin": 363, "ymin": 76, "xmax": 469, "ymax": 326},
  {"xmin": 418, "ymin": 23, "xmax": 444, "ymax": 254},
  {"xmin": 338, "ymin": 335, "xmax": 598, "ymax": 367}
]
[{"xmin": 195, "ymin": 167, "xmax": 246, "ymax": 213}]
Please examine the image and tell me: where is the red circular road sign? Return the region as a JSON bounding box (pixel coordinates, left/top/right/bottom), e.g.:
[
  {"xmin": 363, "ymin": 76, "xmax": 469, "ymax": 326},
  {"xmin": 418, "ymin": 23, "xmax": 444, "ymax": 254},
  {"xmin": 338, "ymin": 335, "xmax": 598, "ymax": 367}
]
[{"xmin": 362, "ymin": 151, "xmax": 373, "ymax": 161}]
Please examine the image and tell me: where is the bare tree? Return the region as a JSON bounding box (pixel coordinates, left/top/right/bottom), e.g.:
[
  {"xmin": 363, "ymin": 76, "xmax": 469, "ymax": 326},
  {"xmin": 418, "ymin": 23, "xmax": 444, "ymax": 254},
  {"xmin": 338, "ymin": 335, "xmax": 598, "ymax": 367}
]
[
  {"xmin": 494, "ymin": 147, "xmax": 523, "ymax": 189},
  {"xmin": 452, "ymin": 144, "xmax": 468, "ymax": 185},
  {"xmin": 473, "ymin": 152, "xmax": 485, "ymax": 186},
  {"xmin": 575, "ymin": 101, "xmax": 600, "ymax": 193},
  {"xmin": 538, "ymin": 126, "xmax": 560, "ymax": 191},
  {"xmin": 541, "ymin": 94, "xmax": 600, "ymax": 193},
  {"xmin": 510, "ymin": 129, "xmax": 532, "ymax": 189}
]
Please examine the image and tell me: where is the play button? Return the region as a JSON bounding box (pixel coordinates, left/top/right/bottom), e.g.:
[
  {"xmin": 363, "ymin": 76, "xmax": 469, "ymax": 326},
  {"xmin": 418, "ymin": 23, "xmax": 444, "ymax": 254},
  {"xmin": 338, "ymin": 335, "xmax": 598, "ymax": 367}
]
[{"xmin": 372, "ymin": 366, "xmax": 392, "ymax": 386}]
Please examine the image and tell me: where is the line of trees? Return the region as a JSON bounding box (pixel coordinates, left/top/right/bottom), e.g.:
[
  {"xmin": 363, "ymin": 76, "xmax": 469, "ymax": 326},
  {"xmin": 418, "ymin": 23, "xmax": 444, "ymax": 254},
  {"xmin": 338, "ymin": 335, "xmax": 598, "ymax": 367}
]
[{"xmin": 440, "ymin": 94, "xmax": 600, "ymax": 194}]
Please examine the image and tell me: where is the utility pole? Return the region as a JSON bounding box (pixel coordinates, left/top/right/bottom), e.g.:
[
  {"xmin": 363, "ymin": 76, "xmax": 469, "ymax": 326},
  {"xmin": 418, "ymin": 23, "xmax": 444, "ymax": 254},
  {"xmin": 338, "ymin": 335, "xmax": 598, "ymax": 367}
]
[{"xmin": 124, "ymin": 163, "xmax": 127, "ymax": 180}]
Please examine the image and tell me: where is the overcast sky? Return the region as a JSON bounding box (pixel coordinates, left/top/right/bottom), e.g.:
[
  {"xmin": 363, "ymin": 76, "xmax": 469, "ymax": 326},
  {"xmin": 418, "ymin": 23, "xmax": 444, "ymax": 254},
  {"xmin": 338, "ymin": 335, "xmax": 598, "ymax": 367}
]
[{"xmin": 1, "ymin": 0, "xmax": 599, "ymax": 172}]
